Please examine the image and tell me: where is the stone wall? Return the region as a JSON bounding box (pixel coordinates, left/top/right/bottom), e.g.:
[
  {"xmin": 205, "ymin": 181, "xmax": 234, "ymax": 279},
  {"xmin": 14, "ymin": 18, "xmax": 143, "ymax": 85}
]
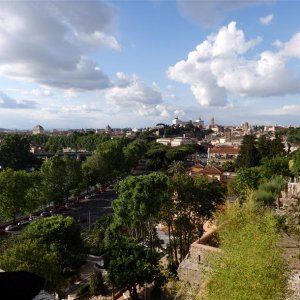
[{"xmin": 177, "ymin": 237, "xmax": 220, "ymax": 288}]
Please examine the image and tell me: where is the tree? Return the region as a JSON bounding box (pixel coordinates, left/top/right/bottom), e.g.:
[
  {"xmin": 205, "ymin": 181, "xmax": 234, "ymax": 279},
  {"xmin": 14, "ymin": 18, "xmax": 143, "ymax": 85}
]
[
  {"xmin": 167, "ymin": 175, "xmax": 225, "ymax": 262},
  {"xmin": 260, "ymin": 156, "xmax": 291, "ymax": 179},
  {"xmin": 0, "ymin": 239, "xmax": 63, "ymax": 292},
  {"xmin": 89, "ymin": 270, "xmax": 106, "ymax": 296},
  {"xmin": 111, "ymin": 172, "xmax": 170, "ymax": 249},
  {"xmin": 0, "ymin": 169, "xmax": 38, "ymax": 223},
  {"xmin": 85, "ymin": 215, "xmax": 112, "ymax": 255},
  {"xmin": 228, "ymin": 167, "xmax": 261, "ymax": 200},
  {"xmin": 236, "ymin": 134, "xmax": 260, "ymax": 168},
  {"xmin": 0, "ymin": 216, "xmax": 86, "ymax": 292},
  {"xmin": 289, "ymin": 149, "xmax": 300, "ymax": 178},
  {"xmin": 254, "ymin": 176, "xmax": 286, "ymax": 207},
  {"xmin": 123, "ymin": 139, "xmax": 147, "ymax": 172},
  {"xmin": 64, "ymin": 157, "xmax": 83, "ymax": 199},
  {"xmin": 145, "ymin": 143, "xmax": 168, "ymax": 171},
  {"xmin": 107, "ymin": 237, "xmax": 161, "ymax": 300},
  {"xmin": 0, "ymin": 134, "xmax": 37, "ymax": 170},
  {"xmin": 82, "ymin": 138, "xmax": 129, "ymax": 186},
  {"xmin": 40, "ymin": 156, "xmax": 68, "ymax": 205},
  {"xmin": 201, "ymin": 198, "xmax": 289, "ymax": 300}
]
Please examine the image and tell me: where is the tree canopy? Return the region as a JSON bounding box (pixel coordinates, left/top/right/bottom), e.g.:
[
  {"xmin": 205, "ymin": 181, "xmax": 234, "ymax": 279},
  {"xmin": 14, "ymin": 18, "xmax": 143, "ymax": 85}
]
[{"xmin": 202, "ymin": 198, "xmax": 289, "ymax": 300}]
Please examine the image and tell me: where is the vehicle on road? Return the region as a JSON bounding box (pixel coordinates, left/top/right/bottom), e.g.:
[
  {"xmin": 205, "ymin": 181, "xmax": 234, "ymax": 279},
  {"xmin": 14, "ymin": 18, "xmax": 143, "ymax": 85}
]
[
  {"xmin": 5, "ymin": 224, "xmax": 21, "ymax": 232},
  {"xmin": 17, "ymin": 220, "xmax": 30, "ymax": 227}
]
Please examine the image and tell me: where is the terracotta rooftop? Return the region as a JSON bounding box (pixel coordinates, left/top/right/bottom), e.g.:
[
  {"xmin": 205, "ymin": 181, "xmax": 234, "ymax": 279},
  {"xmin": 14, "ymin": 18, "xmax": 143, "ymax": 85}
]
[
  {"xmin": 190, "ymin": 166, "xmax": 223, "ymax": 175},
  {"xmin": 209, "ymin": 146, "xmax": 240, "ymax": 154}
]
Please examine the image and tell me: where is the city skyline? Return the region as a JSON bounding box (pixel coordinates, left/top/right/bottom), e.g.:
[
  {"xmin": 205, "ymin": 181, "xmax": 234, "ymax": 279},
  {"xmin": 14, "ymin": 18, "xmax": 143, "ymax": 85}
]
[{"xmin": 1, "ymin": 1, "xmax": 300, "ymax": 129}]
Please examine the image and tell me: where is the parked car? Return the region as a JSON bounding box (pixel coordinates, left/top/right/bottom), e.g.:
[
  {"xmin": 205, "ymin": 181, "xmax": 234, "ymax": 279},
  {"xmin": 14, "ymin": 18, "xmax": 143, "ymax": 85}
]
[
  {"xmin": 5, "ymin": 224, "xmax": 20, "ymax": 232},
  {"xmin": 40, "ymin": 211, "xmax": 51, "ymax": 217},
  {"xmin": 17, "ymin": 220, "xmax": 30, "ymax": 227}
]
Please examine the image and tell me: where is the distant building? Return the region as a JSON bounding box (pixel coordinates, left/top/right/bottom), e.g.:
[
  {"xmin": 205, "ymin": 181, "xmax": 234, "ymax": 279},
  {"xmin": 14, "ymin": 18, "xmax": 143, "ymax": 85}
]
[
  {"xmin": 156, "ymin": 136, "xmax": 196, "ymax": 147},
  {"xmin": 208, "ymin": 146, "xmax": 240, "ymax": 163},
  {"xmin": 32, "ymin": 125, "xmax": 44, "ymax": 135},
  {"xmin": 172, "ymin": 116, "xmax": 204, "ymax": 128}
]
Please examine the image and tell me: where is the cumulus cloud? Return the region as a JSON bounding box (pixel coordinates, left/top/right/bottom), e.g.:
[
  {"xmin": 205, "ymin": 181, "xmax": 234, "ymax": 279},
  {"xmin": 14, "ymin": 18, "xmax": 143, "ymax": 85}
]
[
  {"xmin": 0, "ymin": 1, "xmax": 119, "ymax": 90},
  {"xmin": 105, "ymin": 73, "xmax": 179, "ymax": 118},
  {"xmin": 31, "ymin": 89, "xmax": 53, "ymax": 97},
  {"xmin": 260, "ymin": 14, "xmax": 274, "ymax": 25},
  {"xmin": 105, "ymin": 72, "xmax": 163, "ymax": 106},
  {"xmin": 0, "ymin": 91, "xmax": 36, "ymax": 109},
  {"xmin": 177, "ymin": 0, "xmax": 271, "ymax": 27},
  {"xmin": 167, "ymin": 22, "xmax": 300, "ymax": 107}
]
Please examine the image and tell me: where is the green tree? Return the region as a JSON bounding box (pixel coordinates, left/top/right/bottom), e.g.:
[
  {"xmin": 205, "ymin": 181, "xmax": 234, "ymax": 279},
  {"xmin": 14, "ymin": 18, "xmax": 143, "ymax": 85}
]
[
  {"xmin": 0, "ymin": 169, "xmax": 37, "ymax": 223},
  {"xmin": 145, "ymin": 143, "xmax": 168, "ymax": 171},
  {"xmin": 0, "ymin": 216, "xmax": 85, "ymax": 292},
  {"xmin": 22, "ymin": 215, "xmax": 86, "ymax": 275},
  {"xmin": 123, "ymin": 139, "xmax": 147, "ymax": 171},
  {"xmin": 254, "ymin": 176, "xmax": 286, "ymax": 207},
  {"xmin": 64, "ymin": 157, "xmax": 83, "ymax": 199},
  {"xmin": 168, "ymin": 175, "xmax": 225, "ymax": 262},
  {"xmin": 228, "ymin": 167, "xmax": 261, "ymax": 200},
  {"xmin": 83, "ymin": 138, "xmax": 129, "ymax": 186},
  {"xmin": 236, "ymin": 134, "xmax": 260, "ymax": 168},
  {"xmin": 202, "ymin": 198, "xmax": 289, "ymax": 300},
  {"xmin": 107, "ymin": 237, "xmax": 161, "ymax": 300},
  {"xmin": 0, "ymin": 239, "xmax": 63, "ymax": 291},
  {"xmin": 260, "ymin": 156, "xmax": 291, "ymax": 179},
  {"xmin": 40, "ymin": 156, "xmax": 68, "ymax": 204},
  {"xmin": 85, "ymin": 215, "xmax": 112, "ymax": 255},
  {"xmin": 111, "ymin": 172, "xmax": 170, "ymax": 249},
  {"xmin": 0, "ymin": 134, "xmax": 36, "ymax": 170}
]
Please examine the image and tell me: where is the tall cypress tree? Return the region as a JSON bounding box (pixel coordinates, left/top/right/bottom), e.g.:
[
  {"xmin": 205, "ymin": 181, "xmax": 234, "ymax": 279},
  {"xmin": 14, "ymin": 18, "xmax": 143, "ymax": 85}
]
[{"xmin": 236, "ymin": 134, "xmax": 260, "ymax": 168}]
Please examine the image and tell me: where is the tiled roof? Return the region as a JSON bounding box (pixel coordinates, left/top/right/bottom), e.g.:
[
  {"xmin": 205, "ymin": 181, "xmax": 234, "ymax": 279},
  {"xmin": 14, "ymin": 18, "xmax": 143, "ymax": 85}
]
[{"xmin": 209, "ymin": 147, "xmax": 240, "ymax": 154}]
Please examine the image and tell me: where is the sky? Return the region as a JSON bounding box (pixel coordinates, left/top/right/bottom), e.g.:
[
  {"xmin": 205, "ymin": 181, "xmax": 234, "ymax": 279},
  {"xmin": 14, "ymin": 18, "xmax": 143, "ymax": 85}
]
[{"xmin": 1, "ymin": 0, "xmax": 300, "ymax": 129}]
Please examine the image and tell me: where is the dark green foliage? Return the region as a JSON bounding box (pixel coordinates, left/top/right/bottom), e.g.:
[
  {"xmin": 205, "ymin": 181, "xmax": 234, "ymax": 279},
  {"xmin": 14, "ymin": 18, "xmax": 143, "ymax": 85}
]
[
  {"xmin": 0, "ymin": 169, "xmax": 40, "ymax": 223},
  {"xmin": 111, "ymin": 172, "xmax": 170, "ymax": 246},
  {"xmin": 44, "ymin": 132, "xmax": 110, "ymax": 153},
  {"xmin": 85, "ymin": 215, "xmax": 112, "ymax": 255},
  {"xmin": 145, "ymin": 143, "xmax": 168, "ymax": 171},
  {"xmin": 254, "ymin": 176, "xmax": 286, "ymax": 207},
  {"xmin": 0, "ymin": 134, "xmax": 37, "ymax": 170},
  {"xmin": 40, "ymin": 156, "xmax": 82, "ymax": 204},
  {"xmin": 257, "ymin": 133, "xmax": 285, "ymax": 160},
  {"xmin": 89, "ymin": 270, "xmax": 105, "ymax": 296},
  {"xmin": 0, "ymin": 216, "xmax": 86, "ymax": 292},
  {"xmin": 260, "ymin": 156, "xmax": 291, "ymax": 178},
  {"xmin": 228, "ymin": 167, "xmax": 261, "ymax": 198},
  {"xmin": 82, "ymin": 138, "xmax": 138, "ymax": 185},
  {"xmin": 236, "ymin": 134, "xmax": 260, "ymax": 168},
  {"xmin": 107, "ymin": 237, "xmax": 161, "ymax": 300},
  {"xmin": 167, "ymin": 175, "xmax": 225, "ymax": 261},
  {"xmin": 221, "ymin": 160, "xmax": 236, "ymax": 172}
]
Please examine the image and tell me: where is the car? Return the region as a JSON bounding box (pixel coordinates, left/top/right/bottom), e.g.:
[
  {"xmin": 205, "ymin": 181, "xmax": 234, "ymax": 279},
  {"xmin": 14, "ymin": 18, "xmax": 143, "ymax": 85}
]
[
  {"xmin": 40, "ymin": 211, "xmax": 51, "ymax": 217},
  {"xmin": 17, "ymin": 220, "xmax": 30, "ymax": 227},
  {"xmin": 5, "ymin": 224, "xmax": 20, "ymax": 232}
]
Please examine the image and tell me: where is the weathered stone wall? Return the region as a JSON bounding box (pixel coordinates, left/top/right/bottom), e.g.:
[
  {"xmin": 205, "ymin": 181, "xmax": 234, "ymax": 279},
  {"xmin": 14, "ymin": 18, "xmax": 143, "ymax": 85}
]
[{"xmin": 177, "ymin": 240, "xmax": 220, "ymax": 288}]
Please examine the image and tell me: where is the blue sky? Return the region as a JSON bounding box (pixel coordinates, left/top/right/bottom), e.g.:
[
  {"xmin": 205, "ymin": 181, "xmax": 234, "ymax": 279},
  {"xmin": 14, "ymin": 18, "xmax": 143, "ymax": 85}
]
[{"xmin": 1, "ymin": 0, "xmax": 300, "ymax": 129}]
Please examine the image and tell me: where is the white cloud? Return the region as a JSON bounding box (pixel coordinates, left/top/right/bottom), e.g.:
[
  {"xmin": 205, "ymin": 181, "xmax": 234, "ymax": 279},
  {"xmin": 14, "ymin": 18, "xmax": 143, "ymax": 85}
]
[
  {"xmin": 64, "ymin": 89, "xmax": 79, "ymax": 99},
  {"xmin": 167, "ymin": 22, "xmax": 300, "ymax": 107},
  {"xmin": 31, "ymin": 89, "xmax": 53, "ymax": 97},
  {"xmin": 0, "ymin": 1, "xmax": 119, "ymax": 90},
  {"xmin": 105, "ymin": 72, "xmax": 163, "ymax": 107},
  {"xmin": 177, "ymin": 0, "xmax": 271, "ymax": 27},
  {"xmin": 0, "ymin": 91, "xmax": 36, "ymax": 109},
  {"xmin": 260, "ymin": 14, "xmax": 274, "ymax": 25}
]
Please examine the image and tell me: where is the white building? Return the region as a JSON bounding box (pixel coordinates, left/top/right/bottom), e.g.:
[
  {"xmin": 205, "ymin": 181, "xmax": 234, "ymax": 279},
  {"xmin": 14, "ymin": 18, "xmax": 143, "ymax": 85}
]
[{"xmin": 32, "ymin": 125, "xmax": 44, "ymax": 135}]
